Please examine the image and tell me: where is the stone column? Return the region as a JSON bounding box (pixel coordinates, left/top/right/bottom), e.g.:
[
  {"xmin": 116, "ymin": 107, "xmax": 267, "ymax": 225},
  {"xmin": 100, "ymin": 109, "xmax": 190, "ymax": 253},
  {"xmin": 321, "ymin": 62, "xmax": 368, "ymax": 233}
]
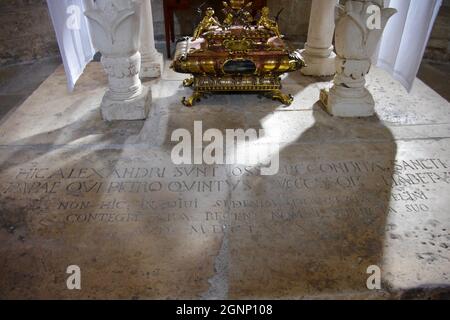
[
  {"xmin": 140, "ymin": 0, "xmax": 164, "ymax": 78},
  {"xmin": 320, "ymin": 0, "xmax": 396, "ymax": 117},
  {"xmin": 300, "ymin": 0, "xmax": 339, "ymax": 76},
  {"xmin": 84, "ymin": 0, "xmax": 150, "ymax": 121}
]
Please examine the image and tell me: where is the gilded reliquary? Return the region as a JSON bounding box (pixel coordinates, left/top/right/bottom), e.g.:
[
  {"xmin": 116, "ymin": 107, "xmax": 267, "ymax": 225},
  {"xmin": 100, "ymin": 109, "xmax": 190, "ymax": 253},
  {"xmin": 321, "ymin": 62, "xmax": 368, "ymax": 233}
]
[{"xmin": 171, "ymin": 0, "xmax": 305, "ymax": 106}]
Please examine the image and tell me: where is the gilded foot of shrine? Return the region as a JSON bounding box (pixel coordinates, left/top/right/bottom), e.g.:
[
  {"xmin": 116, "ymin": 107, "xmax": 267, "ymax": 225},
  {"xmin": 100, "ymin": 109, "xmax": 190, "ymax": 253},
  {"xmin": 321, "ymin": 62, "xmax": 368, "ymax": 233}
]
[
  {"xmin": 183, "ymin": 78, "xmax": 194, "ymax": 87},
  {"xmin": 182, "ymin": 90, "xmax": 204, "ymax": 107},
  {"xmin": 266, "ymin": 90, "xmax": 294, "ymax": 106}
]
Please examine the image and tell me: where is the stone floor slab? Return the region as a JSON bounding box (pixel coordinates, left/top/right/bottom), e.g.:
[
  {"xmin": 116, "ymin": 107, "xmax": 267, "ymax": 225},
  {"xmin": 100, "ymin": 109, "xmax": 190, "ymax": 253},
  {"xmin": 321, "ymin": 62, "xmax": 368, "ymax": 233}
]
[{"xmin": 0, "ymin": 59, "xmax": 449, "ymax": 299}]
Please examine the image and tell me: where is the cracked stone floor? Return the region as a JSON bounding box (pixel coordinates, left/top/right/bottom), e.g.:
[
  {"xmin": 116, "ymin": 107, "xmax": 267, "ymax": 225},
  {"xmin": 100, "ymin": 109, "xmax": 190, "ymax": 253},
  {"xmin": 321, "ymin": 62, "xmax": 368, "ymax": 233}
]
[{"xmin": 0, "ymin": 59, "xmax": 449, "ymax": 299}]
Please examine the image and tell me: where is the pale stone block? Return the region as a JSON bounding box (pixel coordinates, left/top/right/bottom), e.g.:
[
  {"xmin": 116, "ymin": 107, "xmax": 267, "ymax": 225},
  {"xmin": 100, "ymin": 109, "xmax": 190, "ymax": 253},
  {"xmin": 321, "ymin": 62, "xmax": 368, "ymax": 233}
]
[
  {"xmin": 320, "ymin": 87, "xmax": 375, "ymax": 117},
  {"xmin": 300, "ymin": 48, "xmax": 337, "ymax": 76},
  {"xmin": 101, "ymin": 85, "xmax": 151, "ymax": 121}
]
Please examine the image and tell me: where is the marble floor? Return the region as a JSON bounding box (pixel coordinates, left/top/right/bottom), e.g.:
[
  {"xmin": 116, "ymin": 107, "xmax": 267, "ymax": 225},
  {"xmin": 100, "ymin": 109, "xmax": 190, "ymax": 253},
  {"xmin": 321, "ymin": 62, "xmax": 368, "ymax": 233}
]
[{"xmin": 0, "ymin": 59, "xmax": 449, "ymax": 299}]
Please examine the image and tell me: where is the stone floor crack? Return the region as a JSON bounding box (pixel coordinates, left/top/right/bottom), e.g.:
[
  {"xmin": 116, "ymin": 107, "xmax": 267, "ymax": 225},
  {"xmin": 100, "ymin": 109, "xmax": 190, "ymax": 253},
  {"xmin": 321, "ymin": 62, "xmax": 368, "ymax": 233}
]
[{"xmin": 200, "ymin": 165, "xmax": 232, "ymax": 300}]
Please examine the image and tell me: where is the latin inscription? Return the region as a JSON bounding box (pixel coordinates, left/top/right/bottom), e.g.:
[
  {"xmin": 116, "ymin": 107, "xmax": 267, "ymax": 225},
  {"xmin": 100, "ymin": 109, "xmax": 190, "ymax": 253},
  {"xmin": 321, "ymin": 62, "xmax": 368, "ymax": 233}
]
[{"xmin": 1, "ymin": 158, "xmax": 448, "ymax": 236}]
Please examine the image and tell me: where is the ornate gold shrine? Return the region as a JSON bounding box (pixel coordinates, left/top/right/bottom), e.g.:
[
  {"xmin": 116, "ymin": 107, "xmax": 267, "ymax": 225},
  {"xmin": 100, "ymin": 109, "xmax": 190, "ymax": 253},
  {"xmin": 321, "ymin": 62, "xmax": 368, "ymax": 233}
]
[{"xmin": 171, "ymin": 0, "xmax": 305, "ymax": 107}]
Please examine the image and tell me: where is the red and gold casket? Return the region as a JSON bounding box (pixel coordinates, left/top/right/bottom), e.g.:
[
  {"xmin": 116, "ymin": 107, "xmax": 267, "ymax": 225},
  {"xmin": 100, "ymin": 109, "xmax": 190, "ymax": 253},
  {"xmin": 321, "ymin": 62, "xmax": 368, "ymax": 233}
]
[{"xmin": 171, "ymin": 0, "xmax": 305, "ymax": 106}]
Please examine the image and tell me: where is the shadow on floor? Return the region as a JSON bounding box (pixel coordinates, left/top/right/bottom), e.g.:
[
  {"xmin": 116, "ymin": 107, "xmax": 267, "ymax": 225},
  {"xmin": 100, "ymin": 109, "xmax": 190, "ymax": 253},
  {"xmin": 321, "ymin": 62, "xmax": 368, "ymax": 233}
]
[{"xmin": 226, "ymin": 105, "xmax": 398, "ymax": 298}]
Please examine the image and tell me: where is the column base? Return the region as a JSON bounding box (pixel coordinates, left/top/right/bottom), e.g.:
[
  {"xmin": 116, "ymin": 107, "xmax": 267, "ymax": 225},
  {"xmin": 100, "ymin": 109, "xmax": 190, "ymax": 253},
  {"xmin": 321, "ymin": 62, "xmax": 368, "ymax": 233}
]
[
  {"xmin": 140, "ymin": 52, "xmax": 164, "ymax": 79},
  {"xmin": 320, "ymin": 87, "xmax": 375, "ymax": 118},
  {"xmin": 101, "ymin": 86, "xmax": 151, "ymax": 121},
  {"xmin": 300, "ymin": 49, "xmax": 336, "ymax": 77}
]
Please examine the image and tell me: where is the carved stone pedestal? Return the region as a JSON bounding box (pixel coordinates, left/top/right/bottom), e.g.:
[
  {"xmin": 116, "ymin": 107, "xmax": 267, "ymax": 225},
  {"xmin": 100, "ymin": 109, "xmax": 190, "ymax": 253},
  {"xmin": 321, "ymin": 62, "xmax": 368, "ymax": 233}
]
[
  {"xmin": 84, "ymin": 0, "xmax": 151, "ymax": 121},
  {"xmin": 101, "ymin": 86, "xmax": 151, "ymax": 121},
  {"xmin": 100, "ymin": 52, "xmax": 151, "ymax": 121},
  {"xmin": 321, "ymin": 87, "xmax": 375, "ymax": 117},
  {"xmin": 321, "ymin": 57, "xmax": 375, "ymax": 117},
  {"xmin": 320, "ymin": 0, "xmax": 396, "ymax": 117}
]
